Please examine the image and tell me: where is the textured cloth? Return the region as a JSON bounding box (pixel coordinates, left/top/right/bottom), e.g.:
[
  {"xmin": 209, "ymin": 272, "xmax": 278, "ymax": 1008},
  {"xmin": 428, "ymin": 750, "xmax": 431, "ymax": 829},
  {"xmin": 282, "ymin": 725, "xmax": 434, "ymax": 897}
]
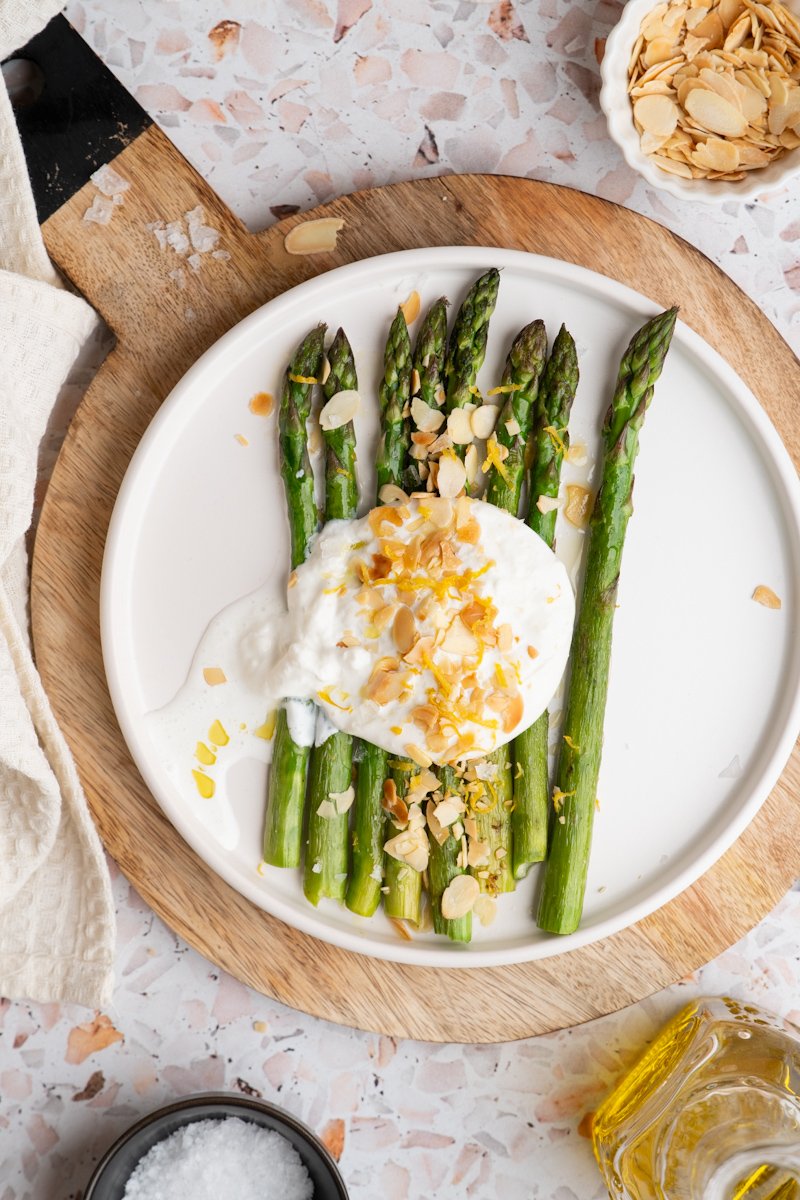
[{"xmin": 0, "ymin": 6, "xmax": 115, "ymax": 1005}]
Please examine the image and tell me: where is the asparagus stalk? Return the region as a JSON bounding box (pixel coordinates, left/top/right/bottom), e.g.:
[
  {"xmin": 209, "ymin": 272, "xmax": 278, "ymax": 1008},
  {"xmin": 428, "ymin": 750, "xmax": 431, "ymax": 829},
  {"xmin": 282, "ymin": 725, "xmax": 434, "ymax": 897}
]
[
  {"xmin": 404, "ymin": 297, "xmax": 448, "ymax": 493},
  {"xmin": 512, "ymin": 325, "xmax": 579, "ymax": 879},
  {"xmin": 345, "ymin": 319, "xmax": 405, "ymax": 916},
  {"xmin": 374, "ymin": 308, "xmax": 421, "ymax": 925},
  {"xmin": 485, "ymin": 319, "xmax": 548, "ymax": 515},
  {"xmin": 428, "ymin": 767, "xmax": 471, "ymax": 942},
  {"xmin": 383, "ymin": 759, "xmax": 422, "ymax": 924},
  {"xmin": 376, "ymin": 307, "xmax": 412, "ymax": 493},
  {"xmin": 304, "ymin": 330, "xmax": 358, "ymax": 905},
  {"xmin": 473, "ymin": 321, "xmax": 548, "ymax": 895},
  {"xmin": 263, "ymin": 325, "xmax": 325, "ymax": 868},
  {"xmin": 345, "ymin": 737, "xmax": 387, "ymax": 916},
  {"xmin": 445, "ymin": 269, "xmax": 500, "ymax": 444},
  {"xmin": 537, "ymin": 308, "xmax": 678, "ymax": 935}
]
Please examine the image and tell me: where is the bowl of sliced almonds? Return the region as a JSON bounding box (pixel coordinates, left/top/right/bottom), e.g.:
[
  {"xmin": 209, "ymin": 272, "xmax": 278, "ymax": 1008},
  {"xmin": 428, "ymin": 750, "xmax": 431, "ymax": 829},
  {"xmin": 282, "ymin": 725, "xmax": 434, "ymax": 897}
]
[{"xmin": 600, "ymin": 0, "xmax": 800, "ymax": 200}]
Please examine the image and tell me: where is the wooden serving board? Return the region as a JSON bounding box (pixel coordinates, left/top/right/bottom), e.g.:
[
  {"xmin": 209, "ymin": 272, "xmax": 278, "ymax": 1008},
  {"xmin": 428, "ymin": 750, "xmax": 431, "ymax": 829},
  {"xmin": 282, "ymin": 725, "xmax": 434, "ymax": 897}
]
[{"xmin": 28, "ymin": 52, "xmax": 800, "ymax": 1042}]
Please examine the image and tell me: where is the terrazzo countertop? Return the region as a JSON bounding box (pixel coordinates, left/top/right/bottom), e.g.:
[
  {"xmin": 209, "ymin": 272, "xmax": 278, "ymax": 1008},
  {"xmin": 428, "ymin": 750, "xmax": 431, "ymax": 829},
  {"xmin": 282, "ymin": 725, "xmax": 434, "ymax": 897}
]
[{"xmin": 6, "ymin": 1, "xmax": 800, "ymax": 1197}]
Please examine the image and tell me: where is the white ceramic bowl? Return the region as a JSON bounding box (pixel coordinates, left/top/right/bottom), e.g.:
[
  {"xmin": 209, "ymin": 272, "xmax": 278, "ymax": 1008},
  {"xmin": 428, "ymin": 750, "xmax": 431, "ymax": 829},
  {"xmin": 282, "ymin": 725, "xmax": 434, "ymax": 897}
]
[{"xmin": 599, "ymin": 0, "xmax": 800, "ymax": 203}]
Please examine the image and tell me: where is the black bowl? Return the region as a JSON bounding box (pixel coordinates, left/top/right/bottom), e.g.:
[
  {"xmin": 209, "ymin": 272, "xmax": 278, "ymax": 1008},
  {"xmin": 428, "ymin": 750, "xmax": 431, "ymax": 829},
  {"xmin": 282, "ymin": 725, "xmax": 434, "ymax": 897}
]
[{"xmin": 83, "ymin": 1092, "xmax": 348, "ymax": 1199}]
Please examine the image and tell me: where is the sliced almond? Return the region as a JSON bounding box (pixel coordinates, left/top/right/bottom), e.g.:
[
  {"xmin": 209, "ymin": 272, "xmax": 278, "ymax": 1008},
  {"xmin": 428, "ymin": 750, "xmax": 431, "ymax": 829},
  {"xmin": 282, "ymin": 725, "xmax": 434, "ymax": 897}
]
[
  {"xmin": 536, "ymin": 493, "xmax": 560, "ymax": 514},
  {"xmin": 316, "ymin": 798, "xmax": 338, "ymax": 819},
  {"xmin": 329, "ymin": 786, "xmax": 355, "ymax": 814},
  {"xmin": 473, "ymin": 894, "xmax": 497, "ymax": 927},
  {"xmin": 634, "ymin": 92, "xmax": 681, "ymax": 135},
  {"xmin": 384, "ymin": 826, "xmax": 429, "ymax": 872},
  {"xmin": 379, "ymin": 483, "xmax": 410, "ymax": 505},
  {"xmin": 440, "ymin": 873, "xmax": 480, "ymax": 919},
  {"xmin": 693, "ymin": 135, "xmax": 742, "ymax": 167},
  {"xmin": 284, "ymin": 217, "xmax": 344, "ymax": 255},
  {"xmin": 441, "ymin": 616, "xmax": 479, "ymax": 656},
  {"xmin": 319, "ymin": 388, "xmax": 360, "ymax": 431},
  {"xmin": 423, "ymin": 496, "xmax": 454, "ymax": 528},
  {"xmin": 382, "ymin": 778, "xmax": 410, "ymax": 825},
  {"xmin": 401, "ymin": 290, "xmax": 421, "ymax": 324},
  {"xmin": 467, "ymin": 839, "xmax": 491, "ymax": 867},
  {"xmin": 471, "ymin": 404, "xmax": 500, "ymax": 440},
  {"xmin": 405, "ymin": 742, "xmax": 433, "ymax": 768},
  {"xmin": 447, "ymin": 407, "xmax": 475, "ymax": 445},
  {"xmin": 685, "ymin": 86, "xmax": 749, "ymax": 132},
  {"xmin": 464, "ymin": 443, "xmax": 480, "ymax": 487},
  {"xmin": 503, "ymin": 692, "xmax": 525, "ymax": 733},
  {"xmin": 411, "ymin": 395, "xmax": 446, "ymax": 433},
  {"xmin": 752, "ymin": 583, "xmax": 781, "ymax": 608},
  {"xmin": 203, "ymin": 666, "xmax": 227, "ymax": 686},
  {"xmin": 393, "ymin": 605, "xmax": 416, "ymax": 654},
  {"xmin": 564, "ymin": 484, "xmax": 594, "ymax": 528},
  {"xmin": 437, "ymin": 451, "xmax": 467, "ymax": 499}
]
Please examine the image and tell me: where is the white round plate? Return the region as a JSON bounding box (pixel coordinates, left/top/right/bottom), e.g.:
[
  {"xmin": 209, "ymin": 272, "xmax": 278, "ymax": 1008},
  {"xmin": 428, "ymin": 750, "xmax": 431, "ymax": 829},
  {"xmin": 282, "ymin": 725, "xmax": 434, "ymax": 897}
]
[{"xmin": 101, "ymin": 246, "xmax": 800, "ymax": 969}]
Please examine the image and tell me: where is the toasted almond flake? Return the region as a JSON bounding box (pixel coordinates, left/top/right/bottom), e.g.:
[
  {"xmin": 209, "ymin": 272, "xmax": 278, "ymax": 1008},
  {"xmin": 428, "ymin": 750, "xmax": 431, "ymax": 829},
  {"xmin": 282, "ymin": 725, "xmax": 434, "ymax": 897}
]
[
  {"xmin": 401, "ymin": 290, "xmax": 421, "ymax": 324},
  {"xmin": 527, "ymin": 645, "xmax": 539, "ymax": 659},
  {"xmin": 384, "ymin": 826, "xmax": 429, "ymax": 872},
  {"xmin": 752, "ymin": 583, "xmax": 782, "ymax": 608},
  {"xmin": 692, "ymin": 135, "xmax": 741, "ymax": 169},
  {"xmin": 405, "ymin": 742, "xmax": 432, "ymax": 768},
  {"xmin": 319, "ymin": 388, "xmax": 360, "ymax": 431},
  {"xmin": 685, "ymin": 85, "xmax": 750, "ymax": 131},
  {"xmin": 329, "ymin": 785, "xmax": 355, "ymax": 814},
  {"xmin": 465, "ymin": 443, "xmax": 480, "ymax": 487},
  {"xmin": 504, "ymin": 417, "xmax": 521, "ymax": 437},
  {"xmin": 635, "ymin": 92, "xmax": 681, "ymax": 135},
  {"xmin": 393, "ymin": 605, "xmax": 416, "ymax": 654},
  {"xmin": 497, "ymin": 623, "xmax": 513, "ymax": 652},
  {"xmin": 423, "ymin": 496, "xmax": 455, "ymax": 528},
  {"xmin": 288, "ymin": 571, "xmax": 298, "ymax": 590},
  {"xmin": 467, "ymin": 838, "xmax": 491, "ymax": 867},
  {"xmin": 441, "ymin": 873, "xmax": 480, "ymax": 919},
  {"xmin": 378, "ymin": 483, "xmax": 410, "ymax": 505},
  {"xmin": 319, "ymin": 356, "xmax": 331, "ymax": 386},
  {"xmin": 564, "ymin": 484, "xmax": 593, "ymax": 528},
  {"xmin": 411, "ymin": 395, "xmax": 446, "ymax": 433},
  {"xmin": 388, "ymin": 917, "xmax": 413, "ymax": 940},
  {"xmin": 437, "ymin": 451, "xmax": 467, "ymax": 499},
  {"xmin": 471, "ymin": 405, "xmax": 499, "ymax": 440},
  {"xmin": 446, "ymin": 408, "xmax": 475, "ymax": 445},
  {"xmin": 316, "ymin": 798, "xmax": 338, "ymax": 819},
  {"xmin": 473, "ymin": 894, "xmax": 497, "ymax": 926},
  {"xmin": 203, "ymin": 666, "xmax": 227, "ymax": 686},
  {"xmin": 536, "ymin": 494, "xmax": 560, "ymax": 515},
  {"xmin": 284, "ymin": 216, "xmax": 344, "ymax": 255},
  {"xmin": 503, "ymin": 692, "xmax": 525, "ymax": 733},
  {"xmin": 565, "ymin": 442, "xmax": 588, "ymax": 464}
]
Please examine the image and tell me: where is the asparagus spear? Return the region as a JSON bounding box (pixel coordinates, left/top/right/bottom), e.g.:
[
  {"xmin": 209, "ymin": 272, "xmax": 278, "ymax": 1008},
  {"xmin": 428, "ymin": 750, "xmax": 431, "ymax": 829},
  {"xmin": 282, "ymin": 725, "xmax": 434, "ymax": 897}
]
[
  {"xmin": 374, "ymin": 308, "xmax": 422, "ymax": 925},
  {"xmin": 345, "ymin": 737, "xmax": 386, "ymax": 916},
  {"xmin": 473, "ymin": 321, "xmax": 548, "ymax": 895},
  {"xmin": 345, "ymin": 319, "xmax": 403, "ymax": 916},
  {"xmin": 376, "ymin": 307, "xmax": 412, "ymax": 493},
  {"xmin": 263, "ymin": 325, "xmax": 325, "ymax": 868},
  {"xmin": 512, "ymin": 325, "xmax": 579, "ymax": 879},
  {"xmin": 383, "ymin": 760, "xmax": 422, "ymax": 924},
  {"xmin": 304, "ymin": 330, "xmax": 358, "ymax": 905},
  {"xmin": 404, "ymin": 297, "xmax": 448, "ymax": 493},
  {"xmin": 537, "ymin": 307, "xmax": 678, "ymax": 935},
  {"xmin": 485, "ymin": 319, "xmax": 548, "ymax": 515},
  {"xmin": 445, "ymin": 269, "xmax": 500, "ymax": 440},
  {"xmin": 428, "ymin": 767, "xmax": 471, "ymax": 942}
]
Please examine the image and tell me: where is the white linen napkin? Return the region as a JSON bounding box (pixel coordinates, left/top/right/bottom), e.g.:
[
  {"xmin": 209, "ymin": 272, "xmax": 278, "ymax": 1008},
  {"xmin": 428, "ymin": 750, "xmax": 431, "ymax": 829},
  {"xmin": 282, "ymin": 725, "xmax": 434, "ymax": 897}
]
[{"xmin": 0, "ymin": 3, "xmax": 115, "ymax": 1006}]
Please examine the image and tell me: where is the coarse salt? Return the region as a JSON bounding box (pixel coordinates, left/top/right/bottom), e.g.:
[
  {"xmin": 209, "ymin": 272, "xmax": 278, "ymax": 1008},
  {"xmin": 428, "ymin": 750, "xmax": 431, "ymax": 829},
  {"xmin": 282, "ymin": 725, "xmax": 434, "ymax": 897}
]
[{"xmin": 122, "ymin": 1117, "xmax": 313, "ymax": 1200}]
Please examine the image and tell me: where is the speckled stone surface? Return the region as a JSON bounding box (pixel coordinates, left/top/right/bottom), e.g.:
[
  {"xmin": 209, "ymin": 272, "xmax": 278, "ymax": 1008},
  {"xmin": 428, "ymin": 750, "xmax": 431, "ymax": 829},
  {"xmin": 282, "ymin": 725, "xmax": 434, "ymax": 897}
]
[{"xmin": 5, "ymin": 1, "xmax": 800, "ymax": 1197}]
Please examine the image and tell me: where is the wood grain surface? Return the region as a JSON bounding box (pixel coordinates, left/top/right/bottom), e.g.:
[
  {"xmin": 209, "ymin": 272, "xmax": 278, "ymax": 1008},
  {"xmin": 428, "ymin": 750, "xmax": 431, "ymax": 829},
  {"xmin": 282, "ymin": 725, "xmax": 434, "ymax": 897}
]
[{"xmin": 30, "ymin": 123, "xmax": 800, "ymax": 1042}]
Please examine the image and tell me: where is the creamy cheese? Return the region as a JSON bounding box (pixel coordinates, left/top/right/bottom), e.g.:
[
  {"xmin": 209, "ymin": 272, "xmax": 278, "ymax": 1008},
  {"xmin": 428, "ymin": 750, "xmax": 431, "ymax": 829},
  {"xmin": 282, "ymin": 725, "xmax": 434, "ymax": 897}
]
[
  {"xmin": 145, "ymin": 495, "xmax": 574, "ymax": 844},
  {"xmin": 272, "ymin": 495, "xmax": 574, "ymax": 765}
]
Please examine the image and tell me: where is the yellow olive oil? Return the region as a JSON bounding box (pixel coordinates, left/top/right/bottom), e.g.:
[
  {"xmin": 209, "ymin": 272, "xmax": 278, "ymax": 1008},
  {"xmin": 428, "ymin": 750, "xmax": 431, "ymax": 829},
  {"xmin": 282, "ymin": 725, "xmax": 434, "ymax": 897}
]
[{"xmin": 592, "ymin": 998, "xmax": 800, "ymax": 1200}]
